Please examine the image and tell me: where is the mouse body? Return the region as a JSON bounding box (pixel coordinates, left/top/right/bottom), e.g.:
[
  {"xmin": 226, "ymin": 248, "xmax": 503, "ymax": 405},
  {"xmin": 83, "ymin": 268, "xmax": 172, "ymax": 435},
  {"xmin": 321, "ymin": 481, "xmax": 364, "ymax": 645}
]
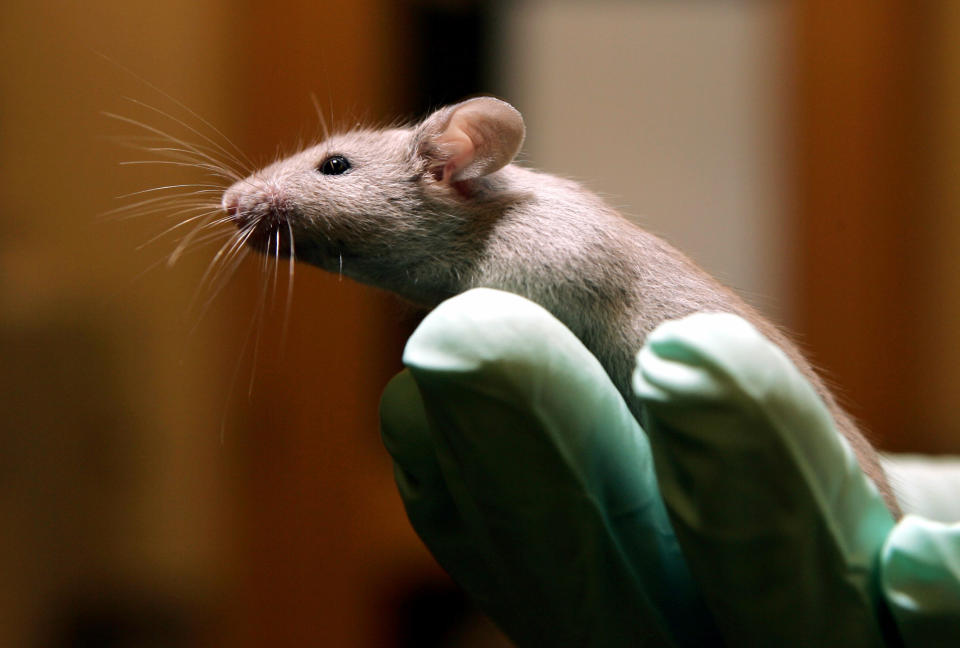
[{"xmin": 222, "ymin": 97, "xmax": 897, "ymax": 512}]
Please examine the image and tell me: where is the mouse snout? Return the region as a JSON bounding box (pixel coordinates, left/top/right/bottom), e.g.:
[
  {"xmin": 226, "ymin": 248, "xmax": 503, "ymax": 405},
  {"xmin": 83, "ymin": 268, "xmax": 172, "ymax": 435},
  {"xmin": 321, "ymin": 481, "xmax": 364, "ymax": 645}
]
[
  {"xmin": 222, "ymin": 197, "xmax": 239, "ymax": 220},
  {"xmin": 221, "ymin": 187, "xmax": 263, "ymax": 230},
  {"xmin": 221, "ymin": 178, "xmax": 291, "ymax": 229},
  {"xmin": 221, "ymin": 190, "xmax": 242, "ymax": 223}
]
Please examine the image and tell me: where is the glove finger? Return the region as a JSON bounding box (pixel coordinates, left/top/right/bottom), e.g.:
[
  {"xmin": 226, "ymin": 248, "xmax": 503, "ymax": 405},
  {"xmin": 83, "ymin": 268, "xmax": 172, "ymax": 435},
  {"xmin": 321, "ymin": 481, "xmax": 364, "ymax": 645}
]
[
  {"xmin": 881, "ymin": 516, "xmax": 960, "ymax": 646},
  {"xmin": 633, "ymin": 313, "xmax": 895, "ymax": 647},
  {"xmin": 380, "ymin": 370, "xmax": 448, "ymax": 497},
  {"xmin": 380, "ymin": 370, "xmax": 514, "ymax": 621},
  {"xmin": 404, "ymin": 288, "xmax": 720, "ymax": 647},
  {"xmin": 635, "ymin": 346, "xmax": 731, "ymax": 403}
]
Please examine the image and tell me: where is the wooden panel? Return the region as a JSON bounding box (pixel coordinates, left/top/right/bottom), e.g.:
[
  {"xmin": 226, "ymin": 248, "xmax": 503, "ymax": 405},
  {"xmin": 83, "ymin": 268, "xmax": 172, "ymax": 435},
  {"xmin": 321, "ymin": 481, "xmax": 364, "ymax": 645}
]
[
  {"xmin": 914, "ymin": 1, "xmax": 960, "ymax": 451},
  {"xmin": 1, "ymin": 0, "xmax": 454, "ymax": 645},
  {"xmin": 0, "ymin": 0, "xmax": 250, "ymax": 644},
  {"xmin": 225, "ymin": 3, "xmax": 444, "ymax": 648},
  {"xmin": 793, "ymin": 0, "xmax": 924, "ymax": 450}
]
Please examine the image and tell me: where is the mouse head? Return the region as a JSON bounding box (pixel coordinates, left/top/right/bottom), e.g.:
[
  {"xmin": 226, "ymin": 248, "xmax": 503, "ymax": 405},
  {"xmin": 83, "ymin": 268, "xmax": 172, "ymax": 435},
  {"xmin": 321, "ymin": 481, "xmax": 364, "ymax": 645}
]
[{"xmin": 221, "ymin": 97, "xmax": 525, "ymax": 302}]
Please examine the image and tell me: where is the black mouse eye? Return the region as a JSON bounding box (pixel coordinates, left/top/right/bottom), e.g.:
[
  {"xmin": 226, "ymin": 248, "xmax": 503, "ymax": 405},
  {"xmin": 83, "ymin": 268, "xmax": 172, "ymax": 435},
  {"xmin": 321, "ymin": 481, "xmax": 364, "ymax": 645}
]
[{"xmin": 319, "ymin": 155, "xmax": 351, "ymax": 175}]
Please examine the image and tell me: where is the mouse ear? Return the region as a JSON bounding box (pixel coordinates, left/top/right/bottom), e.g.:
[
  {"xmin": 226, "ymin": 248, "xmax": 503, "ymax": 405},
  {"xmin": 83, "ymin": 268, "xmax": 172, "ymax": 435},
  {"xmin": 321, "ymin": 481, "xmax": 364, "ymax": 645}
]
[{"xmin": 416, "ymin": 97, "xmax": 525, "ymax": 183}]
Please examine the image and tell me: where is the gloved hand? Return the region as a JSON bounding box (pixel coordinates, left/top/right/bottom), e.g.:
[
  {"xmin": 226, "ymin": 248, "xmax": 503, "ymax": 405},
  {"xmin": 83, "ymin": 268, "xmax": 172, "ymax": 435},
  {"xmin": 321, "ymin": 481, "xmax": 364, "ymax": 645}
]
[
  {"xmin": 379, "ymin": 288, "xmax": 960, "ymax": 646},
  {"xmin": 379, "ymin": 288, "xmax": 719, "ymax": 646}
]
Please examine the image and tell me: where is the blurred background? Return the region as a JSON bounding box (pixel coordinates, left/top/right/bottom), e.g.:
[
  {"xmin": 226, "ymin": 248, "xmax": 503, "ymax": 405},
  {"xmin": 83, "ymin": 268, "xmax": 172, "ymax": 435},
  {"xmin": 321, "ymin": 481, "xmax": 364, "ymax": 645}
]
[{"xmin": 2, "ymin": 0, "xmax": 958, "ymax": 646}]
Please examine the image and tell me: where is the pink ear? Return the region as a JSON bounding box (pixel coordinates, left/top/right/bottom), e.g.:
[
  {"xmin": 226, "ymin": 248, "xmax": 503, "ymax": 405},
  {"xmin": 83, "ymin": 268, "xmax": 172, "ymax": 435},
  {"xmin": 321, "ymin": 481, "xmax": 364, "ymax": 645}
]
[{"xmin": 417, "ymin": 97, "xmax": 525, "ymax": 183}]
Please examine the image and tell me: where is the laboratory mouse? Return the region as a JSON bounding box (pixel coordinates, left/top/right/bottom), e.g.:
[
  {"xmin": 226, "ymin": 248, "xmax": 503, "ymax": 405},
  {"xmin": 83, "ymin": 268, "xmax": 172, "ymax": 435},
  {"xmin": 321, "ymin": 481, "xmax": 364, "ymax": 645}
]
[{"xmin": 221, "ymin": 96, "xmax": 898, "ymax": 512}]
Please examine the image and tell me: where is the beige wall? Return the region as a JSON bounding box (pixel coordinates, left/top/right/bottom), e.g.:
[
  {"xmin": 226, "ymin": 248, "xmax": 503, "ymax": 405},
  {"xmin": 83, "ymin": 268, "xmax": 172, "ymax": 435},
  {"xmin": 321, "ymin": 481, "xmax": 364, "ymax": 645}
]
[
  {"xmin": 501, "ymin": 1, "xmax": 791, "ymax": 324},
  {"xmin": 503, "ymin": 1, "xmax": 960, "ymax": 453}
]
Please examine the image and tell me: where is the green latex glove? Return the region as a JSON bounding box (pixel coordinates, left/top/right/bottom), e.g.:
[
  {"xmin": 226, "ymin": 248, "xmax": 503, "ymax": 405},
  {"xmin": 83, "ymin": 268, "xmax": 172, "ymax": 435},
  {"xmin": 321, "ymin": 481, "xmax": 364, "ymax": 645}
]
[
  {"xmin": 632, "ymin": 312, "xmax": 896, "ymax": 646},
  {"xmin": 380, "ymin": 288, "xmax": 960, "ymax": 646},
  {"xmin": 878, "ymin": 456, "xmax": 960, "ymax": 643},
  {"xmin": 881, "ymin": 517, "xmax": 960, "ymax": 644},
  {"xmin": 634, "ymin": 313, "xmax": 960, "ymax": 646},
  {"xmin": 380, "ymin": 288, "xmax": 719, "ymax": 646}
]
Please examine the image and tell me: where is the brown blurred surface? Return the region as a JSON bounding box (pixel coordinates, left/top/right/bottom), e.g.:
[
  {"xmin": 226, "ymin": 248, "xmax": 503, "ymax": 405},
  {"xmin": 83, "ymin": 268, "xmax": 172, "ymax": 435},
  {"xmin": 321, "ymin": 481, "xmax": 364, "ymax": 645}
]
[
  {"xmin": 224, "ymin": 3, "xmax": 452, "ymax": 647},
  {"xmin": 919, "ymin": 2, "xmax": 960, "ymax": 453},
  {"xmin": 1, "ymin": 1, "xmax": 246, "ymax": 645},
  {"xmin": 0, "ymin": 1, "xmax": 455, "ymax": 646},
  {"xmin": 793, "ymin": 1, "xmax": 960, "ymax": 453}
]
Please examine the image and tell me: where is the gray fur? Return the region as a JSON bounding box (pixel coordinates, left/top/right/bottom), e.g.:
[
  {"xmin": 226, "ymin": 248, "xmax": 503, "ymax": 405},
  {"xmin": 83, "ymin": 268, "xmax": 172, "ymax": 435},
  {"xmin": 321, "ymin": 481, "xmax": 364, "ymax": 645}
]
[{"xmin": 222, "ymin": 98, "xmax": 896, "ymax": 513}]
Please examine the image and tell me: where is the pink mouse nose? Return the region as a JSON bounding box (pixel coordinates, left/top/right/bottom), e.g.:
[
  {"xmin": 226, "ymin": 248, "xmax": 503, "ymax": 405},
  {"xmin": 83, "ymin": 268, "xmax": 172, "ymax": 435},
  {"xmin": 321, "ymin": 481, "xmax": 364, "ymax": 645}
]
[{"xmin": 222, "ymin": 195, "xmax": 240, "ymax": 221}]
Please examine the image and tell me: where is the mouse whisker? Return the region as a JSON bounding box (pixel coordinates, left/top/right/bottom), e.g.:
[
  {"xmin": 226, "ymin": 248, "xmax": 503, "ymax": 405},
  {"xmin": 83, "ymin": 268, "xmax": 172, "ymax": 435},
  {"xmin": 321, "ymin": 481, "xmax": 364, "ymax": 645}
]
[
  {"xmin": 110, "ymin": 137, "xmax": 243, "ymax": 189},
  {"xmin": 124, "ymin": 140, "xmax": 245, "ymax": 180},
  {"xmin": 104, "ymin": 112, "xmax": 246, "ymax": 180},
  {"xmin": 246, "ymin": 230, "xmax": 278, "ymax": 396},
  {"xmin": 168, "ymin": 229, "xmax": 237, "ymax": 258},
  {"xmin": 194, "ymin": 228, "xmax": 252, "ymax": 297},
  {"xmin": 116, "ymin": 184, "xmax": 224, "ymax": 200},
  {"xmin": 113, "ymin": 145, "xmax": 240, "ymax": 198},
  {"xmin": 98, "ymin": 53, "xmax": 255, "ymax": 172},
  {"xmin": 102, "ymin": 196, "xmax": 218, "ymax": 221},
  {"xmin": 118, "ymin": 142, "xmax": 239, "ymax": 173},
  {"xmin": 136, "ymin": 207, "xmax": 224, "ymax": 249},
  {"xmin": 272, "ymin": 227, "xmax": 281, "ymax": 306},
  {"xmin": 310, "ymin": 92, "xmax": 331, "ymax": 141},
  {"xmin": 189, "ymin": 227, "xmax": 255, "ymax": 326},
  {"xmin": 106, "ymin": 193, "xmax": 223, "ymax": 223},
  {"xmin": 104, "ymin": 111, "xmax": 241, "ymax": 177},
  {"xmin": 197, "ymin": 213, "xmax": 240, "ymax": 232},
  {"xmin": 280, "ymin": 219, "xmax": 296, "ymax": 351},
  {"xmin": 127, "ymin": 228, "xmax": 236, "ymax": 303},
  {"xmin": 109, "ymin": 134, "xmax": 233, "ymax": 165},
  {"xmin": 121, "ymin": 97, "xmax": 253, "ymax": 177},
  {"xmin": 167, "ymin": 205, "xmax": 229, "ymax": 266},
  {"xmin": 108, "ymin": 196, "xmax": 219, "ymax": 220},
  {"xmin": 119, "ymin": 159, "xmax": 239, "ymax": 183}
]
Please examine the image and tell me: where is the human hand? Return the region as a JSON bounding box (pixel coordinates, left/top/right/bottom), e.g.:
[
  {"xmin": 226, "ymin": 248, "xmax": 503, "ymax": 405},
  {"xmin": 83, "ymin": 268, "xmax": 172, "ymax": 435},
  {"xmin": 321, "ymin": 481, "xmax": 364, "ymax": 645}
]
[
  {"xmin": 380, "ymin": 289, "xmax": 959, "ymax": 646},
  {"xmin": 380, "ymin": 288, "xmax": 718, "ymax": 646}
]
